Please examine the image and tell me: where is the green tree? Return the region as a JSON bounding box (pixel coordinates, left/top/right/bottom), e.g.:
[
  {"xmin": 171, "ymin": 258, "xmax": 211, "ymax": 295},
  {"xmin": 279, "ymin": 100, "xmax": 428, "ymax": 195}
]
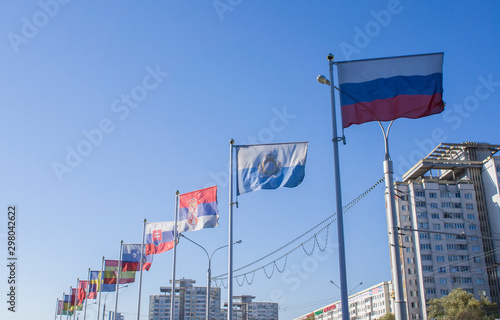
[
  {"xmin": 379, "ymin": 313, "xmax": 395, "ymax": 320},
  {"xmin": 427, "ymin": 288, "xmax": 498, "ymax": 320}
]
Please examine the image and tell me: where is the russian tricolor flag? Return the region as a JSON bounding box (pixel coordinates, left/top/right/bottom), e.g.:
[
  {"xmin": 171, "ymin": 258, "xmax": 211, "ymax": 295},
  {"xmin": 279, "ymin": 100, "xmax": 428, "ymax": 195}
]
[{"xmin": 337, "ymin": 53, "xmax": 444, "ymax": 128}]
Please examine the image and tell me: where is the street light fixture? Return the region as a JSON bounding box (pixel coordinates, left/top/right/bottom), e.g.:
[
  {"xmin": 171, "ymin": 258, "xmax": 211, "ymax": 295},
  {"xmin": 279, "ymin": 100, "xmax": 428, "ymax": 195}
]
[
  {"xmin": 180, "ymin": 234, "xmax": 242, "ymax": 320},
  {"xmin": 330, "ymin": 281, "xmax": 363, "ymax": 295},
  {"xmin": 103, "ymin": 285, "xmax": 128, "ymax": 320},
  {"xmin": 317, "ymin": 75, "xmax": 330, "ymax": 86}
]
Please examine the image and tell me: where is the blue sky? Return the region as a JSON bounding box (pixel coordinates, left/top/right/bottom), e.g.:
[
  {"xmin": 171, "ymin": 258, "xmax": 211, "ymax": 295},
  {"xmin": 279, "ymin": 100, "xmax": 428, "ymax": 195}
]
[{"xmin": 1, "ymin": 1, "xmax": 500, "ymax": 319}]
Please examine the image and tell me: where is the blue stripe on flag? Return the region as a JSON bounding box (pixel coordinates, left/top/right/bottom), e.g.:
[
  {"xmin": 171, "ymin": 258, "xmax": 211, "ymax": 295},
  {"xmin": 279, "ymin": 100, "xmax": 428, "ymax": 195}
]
[{"xmin": 339, "ymin": 73, "xmax": 443, "ymax": 106}]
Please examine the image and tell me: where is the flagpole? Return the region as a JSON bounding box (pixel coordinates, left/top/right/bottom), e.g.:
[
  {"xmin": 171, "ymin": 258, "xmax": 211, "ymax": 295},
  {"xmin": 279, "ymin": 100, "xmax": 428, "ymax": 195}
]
[
  {"xmin": 326, "ymin": 54, "xmax": 350, "ymax": 320},
  {"xmin": 114, "ymin": 241, "xmax": 124, "ymax": 320},
  {"xmin": 61, "ymin": 294, "xmax": 65, "ymax": 320},
  {"xmin": 74, "ymin": 279, "xmax": 79, "ymax": 320},
  {"xmin": 379, "ymin": 121, "xmax": 407, "ymax": 320},
  {"xmin": 55, "ymin": 298, "xmax": 59, "ymax": 320},
  {"xmin": 84, "ymin": 269, "xmax": 90, "ymax": 320},
  {"xmin": 97, "ymin": 257, "xmax": 104, "ymax": 320},
  {"xmin": 137, "ymin": 219, "xmax": 147, "ymax": 320},
  {"xmin": 170, "ymin": 191, "xmax": 180, "ymax": 320},
  {"xmin": 67, "ymin": 288, "xmax": 71, "ymax": 320},
  {"xmin": 228, "ymin": 139, "xmax": 235, "ymax": 320}
]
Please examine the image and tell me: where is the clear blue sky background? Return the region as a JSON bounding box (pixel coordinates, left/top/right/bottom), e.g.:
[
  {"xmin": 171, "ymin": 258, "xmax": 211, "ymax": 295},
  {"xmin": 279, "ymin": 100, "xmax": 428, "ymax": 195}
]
[{"xmin": 1, "ymin": 1, "xmax": 500, "ymax": 319}]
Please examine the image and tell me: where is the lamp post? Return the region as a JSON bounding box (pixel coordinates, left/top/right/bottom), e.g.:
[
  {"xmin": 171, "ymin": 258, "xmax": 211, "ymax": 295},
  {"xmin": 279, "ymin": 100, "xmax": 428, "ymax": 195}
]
[
  {"xmin": 180, "ymin": 234, "xmax": 242, "ymax": 320},
  {"xmin": 317, "ymin": 53, "xmax": 350, "ymax": 320},
  {"xmin": 103, "ymin": 285, "xmax": 128, "ymax": 320},
  {"xmin": 330, "ymin": 281, "xmax": 363, "ymax": 295}
]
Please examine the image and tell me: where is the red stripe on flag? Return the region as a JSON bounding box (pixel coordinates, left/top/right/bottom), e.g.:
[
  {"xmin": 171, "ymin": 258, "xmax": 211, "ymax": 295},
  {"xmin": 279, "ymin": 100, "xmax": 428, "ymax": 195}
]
[
  {"xmin": 341, "ymin": 93, "xmax": 443, "ymax": 128},
  {"xmin": 179, "ymin": 186, "xmax": 217, "ymax": 209}
]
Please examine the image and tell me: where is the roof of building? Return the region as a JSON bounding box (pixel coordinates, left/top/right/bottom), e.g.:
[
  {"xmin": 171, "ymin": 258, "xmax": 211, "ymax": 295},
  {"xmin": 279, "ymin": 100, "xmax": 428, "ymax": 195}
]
[{"xmin": 402, "ymin": 142, "xmax": 500, "ymax": 182}]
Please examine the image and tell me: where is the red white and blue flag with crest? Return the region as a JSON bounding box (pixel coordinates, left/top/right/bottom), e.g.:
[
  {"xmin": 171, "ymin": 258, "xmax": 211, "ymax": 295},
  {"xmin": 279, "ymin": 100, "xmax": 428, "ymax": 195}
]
[
  {"xmin": 145, "ymin": 221, "xmax": 176, "ymax": 255},
  {"xmin": 178, "ymin": 186, "xmax": 219, "ymax": 232},
  {"xmin": 337, "ymin": 52, "xmax": 444, "ymax": 128},
  {"xmin": 121, "ymin": 243, "xmax": 153, "ymax": 271}
]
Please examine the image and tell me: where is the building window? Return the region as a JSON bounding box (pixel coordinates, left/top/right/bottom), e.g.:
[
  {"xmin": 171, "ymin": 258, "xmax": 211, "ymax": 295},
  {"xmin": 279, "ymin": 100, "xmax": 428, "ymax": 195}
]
[
  {"xmin": 467, "ymin": 214, "xmax": 475, "ymax": 220},
  {"xmin": 431, "ymin": 213, "xmax": 439, "ymax": 218},
  {"xmin": 424, "ymin": 277, "xmax": 434, "ymax": 284},
  {"xmin": 472, "ymin": 246, "xmax": 480, "ymax": 252},
  {"xmin": 426, "ymin": 288, "xmax": 436, "ymax": 294},
  {"xmin": 435, "ymin": 245, "xmax": 443, "ymax": 251},
  {"xmin": 407, "ymin": 258, "xmax": 415, "ymax": 263},
  {"xmin": 420, "ymin": 233, "xmax": 430, "ymax": 239},
  {"xmin": 464, "ymin": 193, "xmax": 473, "ymax": 199},
  {"xmin": 405, "ymin": 236, "xmax": 413, "ymax": 242},
  {"xmin": 474, "ymin": 257, "xmax": 481, "ymax": 263},
  {"xmin": 416, "ymin": 202, "xmax": 426, "ymax": 208},
  {"xmin": 420, "ymin": 244, "xmax": 431, "ymax": 250},
  {"xmin": 400, "ymin": 195, "xmax": 409, "ymax": 201},
  {"xmin": 430, "ymin": 203, "xmax": 438, "ymax": 208},
  {"xmin": 415, "ymin": 192, "xmax": 425, "ymax": 197},
  {"xmin": 477, "ymin": 278, "xmax": 485, "ymax": 285},
  {"xmin": 402, "ymin": 205, "xmax": 409, "ymax": 211},
  {"xmin": 421, "ymin": 254, "xmax": 432, "ymax": 261},
  {"xmin": 441, "ymin": 192, "xmax": 460, "ymax": 198},
  {"xmin": 418, "ymin": 223, "xmax": 429, "ymax": 229},
  {"xmin": 429, "ymin": 192, "xmax": 437, "ymax": 198},
  {"xmin": 422, "ymin": 265, "xmax": 433, "ymax": 272},
  {"xmin": 442, "ymin": 202, "xmax": 462, "ymax": 208},
  {"xmin": 439, "ymin": 278, "xmax": 447, "ymax": 284},
  {"xmin": 434, "ymin": 234, "xmax": 442, "ymax": 240},
  {"xmin": 433, "ymin": 224, "xmax": 441, "ymax": 230},
  {"xmin": 417, "ymin": 211, "xmax": 428, "ymax": 217},
  {"xmin": 436, "ymin": 256, "xmax": 445, "ymax": 262},
  {"xmin": 469, "ymin": 225, "xmax": 477, "ymax": 230},
  {"xmin": 466, "ymin": 204, "xmax": 474, "ymax": 210},
  {"xmin": 438, "ymin": 267, "xmax": 446, "ymax": 273},
  {"xmin": 440, "ymin": 289, "xmax": 449, "ymax": 295}
]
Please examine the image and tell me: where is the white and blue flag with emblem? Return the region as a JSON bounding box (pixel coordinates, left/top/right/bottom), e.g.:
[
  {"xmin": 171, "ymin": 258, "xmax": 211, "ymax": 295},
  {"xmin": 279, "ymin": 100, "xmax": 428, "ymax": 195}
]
[{"xmin": 236, "ymin": 142, "xmax": 308, "ymax": 195}]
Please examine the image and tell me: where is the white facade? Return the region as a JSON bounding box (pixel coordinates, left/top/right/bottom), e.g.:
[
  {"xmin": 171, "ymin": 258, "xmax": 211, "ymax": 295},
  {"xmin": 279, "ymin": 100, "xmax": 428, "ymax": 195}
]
[
  {"xmin": 222, "ymin": 295, "xmax": 279, "ymax": 320},
  {"xmin": 396, "ymin": 181, "xmax": 491, "ymax": 319},
  {"xmin": 148, "ymin": 279, "xmax": 221, "ymax": 320},
  {"xmin": 481, "ymin": 156, "xmax": 500, "ymax": 269},
  {"xmin": 397, "ymin": 142, "xmax": 500, "ymax": 319},
  {"xmin": 294, "ymin": 282, "xmax": 393, "ymax": 320}
]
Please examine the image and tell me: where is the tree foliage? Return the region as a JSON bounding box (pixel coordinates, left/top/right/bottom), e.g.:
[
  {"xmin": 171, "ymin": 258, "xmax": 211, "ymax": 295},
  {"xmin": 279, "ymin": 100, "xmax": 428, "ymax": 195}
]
[
  {"xmin": 427, "ymin": 288, "xmax": 498, "ymax": 320},
  {"xmin": 379, "ymin": 313, "xmax": 395, "ymax": 320}
]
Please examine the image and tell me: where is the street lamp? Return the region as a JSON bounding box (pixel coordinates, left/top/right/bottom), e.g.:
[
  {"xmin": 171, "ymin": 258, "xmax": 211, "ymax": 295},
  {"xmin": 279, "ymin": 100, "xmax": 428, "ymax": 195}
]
[
  {"xmin": 103, "ymin": 285, "xmax": 128, "ymax": 320},
  {"xmin": 349, "ymin": 282, "xmax": 363, "ymax": 295},
  {"xmin": 330, "ymin": 281, "xmax": 363, "ymax": 295},
  {"xmin": 180, "ymin": 234, "xmax": 242, "ymax": 320}
]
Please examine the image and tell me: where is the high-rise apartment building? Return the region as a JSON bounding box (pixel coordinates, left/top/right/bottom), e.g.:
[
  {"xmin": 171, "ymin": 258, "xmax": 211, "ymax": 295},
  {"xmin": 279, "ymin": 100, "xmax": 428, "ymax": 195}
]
[
  {"xmin": 293, "ymin": 281, "xmax": 393, "ymax": 320},
  {"xmin": 396, "ymin": 142, "xmax": 500, "ymax": 319},
  {"xmin": 148, "ymin": 279, "xmax": 221, "ymax": 320},
  {"xmin": 222, "ymin": 295, "xmax": 278, "ymax": 320}
]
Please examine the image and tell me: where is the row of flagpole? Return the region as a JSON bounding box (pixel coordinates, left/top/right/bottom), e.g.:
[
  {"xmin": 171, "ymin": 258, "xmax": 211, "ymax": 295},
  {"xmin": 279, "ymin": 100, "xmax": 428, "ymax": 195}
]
[{"xmin": 55, "ymin": 52, "xmax": 444, "ymax": 320}]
